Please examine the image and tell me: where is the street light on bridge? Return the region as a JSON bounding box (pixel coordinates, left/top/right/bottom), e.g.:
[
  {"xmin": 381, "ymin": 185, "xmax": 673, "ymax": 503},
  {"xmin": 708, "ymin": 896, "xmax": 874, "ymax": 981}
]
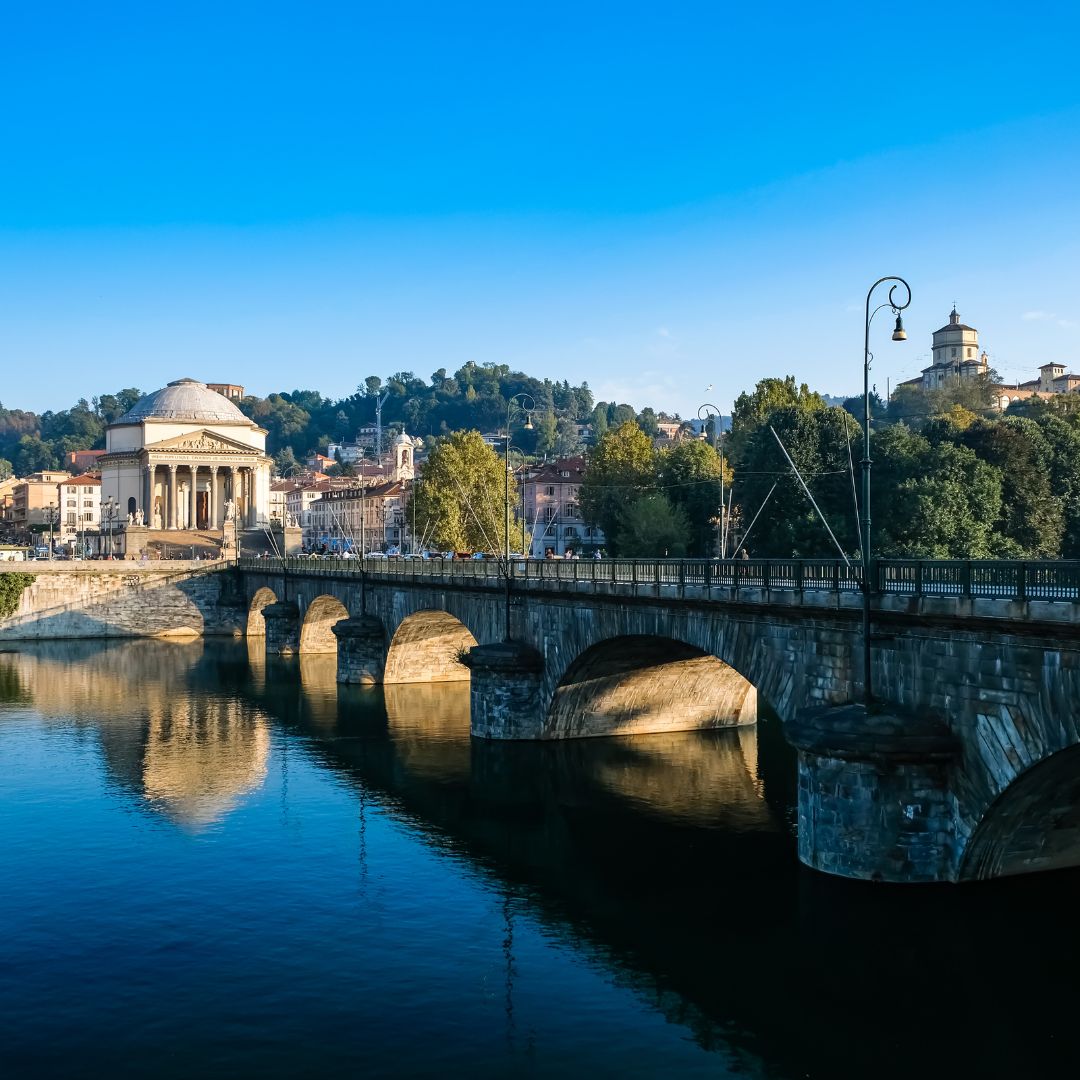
[
  {"xmin": 698, "ymin": 402, "xmax": 726, "ymax": 558},
  {"xmin": 504, "ymin": 394, "xmax": 534, "ymax": 641},
  {"xmin": 862, "ymin": 276, "xmax": 911, "ymax": 706}
]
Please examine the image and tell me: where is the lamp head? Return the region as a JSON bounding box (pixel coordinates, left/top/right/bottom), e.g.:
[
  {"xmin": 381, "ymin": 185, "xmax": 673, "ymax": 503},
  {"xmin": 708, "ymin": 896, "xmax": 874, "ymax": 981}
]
[
  {"xmin": 891, "ymin": 313, "xmax": 907, "ymax": 341},
  {"xmin": 524, "ymin": 414, "xmax": 534, "ymax": 431}
]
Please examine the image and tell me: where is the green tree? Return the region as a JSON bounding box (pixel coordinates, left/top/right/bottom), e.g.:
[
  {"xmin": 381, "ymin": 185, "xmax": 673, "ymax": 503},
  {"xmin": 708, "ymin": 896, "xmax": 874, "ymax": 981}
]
[
  {"xmin": 616, "ymin": 493, "xmax": 690, "ymax": 557},
  {"xmin": 953, "ymin": 416, "xmax": 1063, "ymax": 557},
  {"xmin": 409, "ymin": 431, "xmax": 519, "ymax": 553},
  {"xmin": 730, "ymin": 376, "xmax": 826, "ymax": 462},
  {"xmin": 534, "ymin": 410, "xmax": 558, "ymax": 456},
  {"xmin": 273, "ymin": 446, "xmax": 299, "ymax": 475},
  {"xmin": 731, "ymin": 403, "xmax": 859, "ymax": 558},
  {"xmin": 553, "ymin": 418, "xmax": 583, "ymax": 458},
  {"xmin": 580, "ymin": 422, "xmax": 656, "ymax": 554},
  {"xmin": 874, "ymin": 431, "xmax": 1003, "ymax": 557},
  {"xmin": 636, "ymin": 407, "xmax": 660, "ymax": 437},
  {"xmin": 658, "ymin": 439, "xmax": 725, "ymax": 557},
  {"xmin": 0, "ymin": 457, "xmax": 12, "ymax": 481}
]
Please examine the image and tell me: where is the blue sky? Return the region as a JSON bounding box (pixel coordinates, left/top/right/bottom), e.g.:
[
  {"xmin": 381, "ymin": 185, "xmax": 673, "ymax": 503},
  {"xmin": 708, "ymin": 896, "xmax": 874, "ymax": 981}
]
[{"xmin": 1, "ymin": 1, "xmax": 1078, "ymax": 417}]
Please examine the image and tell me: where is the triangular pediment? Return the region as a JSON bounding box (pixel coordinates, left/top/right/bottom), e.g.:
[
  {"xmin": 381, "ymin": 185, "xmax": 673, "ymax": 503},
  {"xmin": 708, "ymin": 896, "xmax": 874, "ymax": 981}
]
[{"xmin": 145, "ymin": 429, "xmax": 258, "ymax": 454}]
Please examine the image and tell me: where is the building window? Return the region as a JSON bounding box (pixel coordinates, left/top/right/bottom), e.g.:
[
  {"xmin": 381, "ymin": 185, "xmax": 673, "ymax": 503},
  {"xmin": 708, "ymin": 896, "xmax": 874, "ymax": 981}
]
[
  {"xmin": 82, "ymin": 512, "xmax": 94, "ymax": 522},
  {"xmin": 560, "ymin": 471, "xmax": 570, "ymax": 478},
  {"xmin": 565, "ymin": 527, "xmax": 578, "ymax": 538},
  {"xmin": 566, "ymin": 503, "xmax": 579, "ymax": 518},
  {"xmin": 67, "ymin": 513, "xmax": 76, "ymax": 526},
  {"xmin": 83, "ymin": 500, "xmax": 94, "ymax": 508},
  {"xmin": 67, "ymin": 499, "xmax": 76, "ymax": 508},
  {"xmin": 544, "ymin": 506, "xmax": 557, "ymax": 522},
  {"xmin": 546, "ymin": 486, "xmax": 555, "ymax": 496},
  {"xmin": 951, "ymin": 347, "xmax": 957, "ymax": 357},
  {"xmin": 83, "ymin": 486, "xmax": 94, "ymax": 494}
]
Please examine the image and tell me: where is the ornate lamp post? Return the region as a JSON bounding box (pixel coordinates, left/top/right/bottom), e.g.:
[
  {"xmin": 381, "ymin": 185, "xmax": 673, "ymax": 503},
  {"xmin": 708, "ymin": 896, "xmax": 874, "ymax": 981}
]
[
  {"xmin": 698, "ymin": 402, "xmax": 725, "ymax": 557},
  {"xmin": 504, "ymin": 394, "xmax": 534, "ymax": 640},
  {"xmin": 507, "ymin": 446, "xmax": 528, "ymax": 556},
  {"xmin": 45, "ymin": 502, "xmax": 57, "ymax": 560},
  {"xmin": 102, "ymin": 498, "xmax": 116, "ymax": 560},
  {"xmin": 861, "ymin": 276, "xmax": 911, "ymax": 706}
]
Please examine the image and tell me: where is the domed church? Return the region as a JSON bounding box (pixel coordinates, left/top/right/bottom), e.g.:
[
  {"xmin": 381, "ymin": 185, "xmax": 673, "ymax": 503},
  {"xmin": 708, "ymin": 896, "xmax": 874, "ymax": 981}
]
[{"xmin": 99, "ymin": 378, "xmax": 272, "ymax": 531}]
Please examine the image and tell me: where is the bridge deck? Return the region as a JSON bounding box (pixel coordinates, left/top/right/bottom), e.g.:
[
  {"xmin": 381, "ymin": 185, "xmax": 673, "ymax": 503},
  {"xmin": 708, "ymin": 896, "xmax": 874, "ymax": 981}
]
[{"xmin": 239, "ymin": 556, "xmax": 1080, "ymax": 602}]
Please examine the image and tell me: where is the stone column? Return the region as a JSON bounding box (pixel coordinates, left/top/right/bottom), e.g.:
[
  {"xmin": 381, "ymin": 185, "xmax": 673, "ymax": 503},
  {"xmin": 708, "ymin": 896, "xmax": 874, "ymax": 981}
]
[
  {"xmin": 785, "ymin": 704, "xmax": 960, "ymax": 883},
  {"xmin": 189, "ymin": 465, "xmax": 198, "ymax": 531},
  {"xmin": 245, "ymin": 467, "xmax": 256, "ymax": 527},
  {"xmin": 209, "ymin": 466, "xmax": 219, "ymax": 529},
  {"xmin": 463, "ymin": 642, "xmax": 546, "ymax": 739},
  {"xmin": 143, "ymin": 464, "xmax": 153, "ymax": 521},
  {"xmin": 331, "ymin": 616, "xmax": 386, "ymax": 684},
  {"xmin": 167, "ymin": 464, "xmax": 179, "ymax": 530},
  {"xmin": 261, "ymin": 600, "xmax": 300, "ymax": 656}
]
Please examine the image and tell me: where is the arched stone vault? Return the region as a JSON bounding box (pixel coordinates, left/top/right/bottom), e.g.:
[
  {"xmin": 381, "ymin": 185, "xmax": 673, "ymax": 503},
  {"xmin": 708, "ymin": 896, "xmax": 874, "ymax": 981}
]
[
  {"xmin": 246, "ymin": 587, "xmax": 278, "ymax": 638},
  {"xmin": 546, "ymin": 635, "xmax": 756, "ymax": 739},
  {"xmin": 383, "ymin": 609, "xmax": 478, "ymax": 685},
  {"xmin": 299, "ymin": 595, "xmax": 351, "ymax": 655},
  {"xmin": 960, "ymin": 746, "xmax": 1080, "ymax": 880}
]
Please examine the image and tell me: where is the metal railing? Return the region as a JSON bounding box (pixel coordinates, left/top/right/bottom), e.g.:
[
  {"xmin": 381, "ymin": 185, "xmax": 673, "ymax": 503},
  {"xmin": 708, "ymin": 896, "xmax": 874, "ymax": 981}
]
[{"xmin": 236, "ymin": 556, "xmax": 1080, "ymax": 601}]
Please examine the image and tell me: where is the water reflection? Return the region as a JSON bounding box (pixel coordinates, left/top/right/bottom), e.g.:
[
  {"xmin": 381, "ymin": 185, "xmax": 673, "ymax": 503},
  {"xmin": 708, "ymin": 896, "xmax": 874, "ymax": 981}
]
[
  {"xmin": 0, "ymin": 642, "xmax": 271, "ymax": 830},
  {"xmin": 3, "ymin": 640, "xmax": 1080, "ymax": 1079}
]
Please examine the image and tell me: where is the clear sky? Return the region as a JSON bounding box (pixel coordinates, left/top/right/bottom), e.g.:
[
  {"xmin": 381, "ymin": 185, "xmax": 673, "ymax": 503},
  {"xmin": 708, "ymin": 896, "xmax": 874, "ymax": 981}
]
[{"xmin": 1, "ymin": 1, "xmax": 1078, "ymax": 418}]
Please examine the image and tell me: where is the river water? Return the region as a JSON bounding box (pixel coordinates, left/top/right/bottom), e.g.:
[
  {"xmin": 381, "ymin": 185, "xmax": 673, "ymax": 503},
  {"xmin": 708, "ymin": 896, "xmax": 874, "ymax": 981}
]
[{"xmin": 1, "ymin": 639, "xmax": 1079, "ymax": 1078}]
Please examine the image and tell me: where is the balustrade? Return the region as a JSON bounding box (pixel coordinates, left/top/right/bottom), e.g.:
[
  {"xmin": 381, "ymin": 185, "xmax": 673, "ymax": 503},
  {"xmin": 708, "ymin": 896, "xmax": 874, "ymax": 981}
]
[{"xmin": 236, "ymin": 556, "xmax": 1080, "ymax": 601}]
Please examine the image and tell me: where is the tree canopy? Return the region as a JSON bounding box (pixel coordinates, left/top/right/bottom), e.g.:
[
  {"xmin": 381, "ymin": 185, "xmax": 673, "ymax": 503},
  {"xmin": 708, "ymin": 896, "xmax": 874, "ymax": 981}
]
[{"xmin": 408, "ymin": 431, "xmax": 522, "ymax": 554}]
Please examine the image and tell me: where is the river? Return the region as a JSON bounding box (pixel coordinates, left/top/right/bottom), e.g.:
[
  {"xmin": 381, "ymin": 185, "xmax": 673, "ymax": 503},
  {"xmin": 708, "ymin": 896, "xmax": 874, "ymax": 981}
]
[{"xmin": 1, "ymin": 639, "xmax": 1078, "ymax": 1078}]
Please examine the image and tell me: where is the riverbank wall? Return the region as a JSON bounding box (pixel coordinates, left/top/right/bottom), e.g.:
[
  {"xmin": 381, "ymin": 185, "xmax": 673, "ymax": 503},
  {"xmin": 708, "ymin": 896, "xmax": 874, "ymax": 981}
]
[{"xmin": 0, "ymin": 564, "xmax": 245, "ymax": 641}]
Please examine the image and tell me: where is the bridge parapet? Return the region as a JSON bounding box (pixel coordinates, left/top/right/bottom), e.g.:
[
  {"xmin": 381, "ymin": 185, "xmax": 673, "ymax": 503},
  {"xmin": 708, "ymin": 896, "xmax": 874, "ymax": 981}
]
[{"xmin": 236, "ymin": 556, "xmax": 1080, "ymax": 629}]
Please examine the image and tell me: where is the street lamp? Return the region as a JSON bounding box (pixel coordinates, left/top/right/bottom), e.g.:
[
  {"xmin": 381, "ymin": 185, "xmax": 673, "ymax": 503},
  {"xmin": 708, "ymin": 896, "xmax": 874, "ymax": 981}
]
[
  {"xmin": 102, "ymin": 498, "xmax": 116, "ymax": 560},
  {"xmin": 698, "ymin": 403, "xmax": 725, "ymax": 557},
  {"xmin": 507, "ymin": 446, "xmax": 528, "ymax": 555},
  {"xmin": 504, "ymin": 394, "xmax": 535, "ymax": 640},
  {"xmin": 45, "ymin": 502, "xmax": 56, "ymax": 560},
  {"xmin": 861, "ymin": 275, "xmax": 911, "ymax": 707}
]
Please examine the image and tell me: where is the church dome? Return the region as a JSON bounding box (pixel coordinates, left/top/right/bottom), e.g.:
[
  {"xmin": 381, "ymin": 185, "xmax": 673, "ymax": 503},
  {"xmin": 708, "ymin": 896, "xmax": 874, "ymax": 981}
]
[
  {"xmin": 118, "ymin": 378, "xmax": 251, "ymax": 425},
  {"xmin": 393, "ymin": 430, "xmax": 412, "ymax": 445}
]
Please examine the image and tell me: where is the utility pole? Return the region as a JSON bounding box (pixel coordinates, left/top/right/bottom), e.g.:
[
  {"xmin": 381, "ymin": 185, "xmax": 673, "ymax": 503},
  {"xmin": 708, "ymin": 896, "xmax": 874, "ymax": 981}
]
[{"xmin": 375, "ymin": 391, "xmax": 390, "ymax": 460}]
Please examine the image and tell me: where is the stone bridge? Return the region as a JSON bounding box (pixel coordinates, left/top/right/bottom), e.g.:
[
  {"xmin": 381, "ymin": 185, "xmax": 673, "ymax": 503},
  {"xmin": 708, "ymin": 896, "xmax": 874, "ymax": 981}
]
[{"xmin": 236, "ymin": 556, "xmax": 1080, "ymax": 884}]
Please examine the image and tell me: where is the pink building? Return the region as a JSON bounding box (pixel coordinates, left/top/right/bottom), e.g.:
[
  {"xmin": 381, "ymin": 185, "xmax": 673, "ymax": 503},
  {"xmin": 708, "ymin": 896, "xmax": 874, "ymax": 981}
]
[{"xmin": 521, "ymin": 456, "xmax": 605, "ymax": 557}]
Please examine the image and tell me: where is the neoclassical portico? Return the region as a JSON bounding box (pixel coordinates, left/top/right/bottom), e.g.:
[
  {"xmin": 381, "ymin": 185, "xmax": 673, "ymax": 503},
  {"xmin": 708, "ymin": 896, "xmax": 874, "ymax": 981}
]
[{"xmin": 100, "ymin": 379, "xmax": 272, "ymax": 531}]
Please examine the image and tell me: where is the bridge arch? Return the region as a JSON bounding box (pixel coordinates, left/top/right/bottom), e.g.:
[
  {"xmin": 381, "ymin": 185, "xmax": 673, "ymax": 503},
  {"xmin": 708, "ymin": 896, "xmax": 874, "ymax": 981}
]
[
  {"xmin": 247, "ymin": 587, "xmax": 279, "ymax": 638},
  {"xmin": 300, "ymin": 595, "xmax": 351, "ymax": 655},
  {"xmin": 544, "ymin": 635, "xmax": 757, "ymax": 739},
  {"xmin": 384, "ymin": 609, "xmax": 477, "ymax": 685},
  {"xmin": 960, "ymin": 746, "xmax": 1080, "ymax": 880}
]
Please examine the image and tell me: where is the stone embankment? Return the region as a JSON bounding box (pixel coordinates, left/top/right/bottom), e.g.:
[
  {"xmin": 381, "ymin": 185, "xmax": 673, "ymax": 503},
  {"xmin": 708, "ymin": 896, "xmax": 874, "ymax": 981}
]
[{"xmin": 0, "ymin": 563, "xmax": 244, "ymax": 640}]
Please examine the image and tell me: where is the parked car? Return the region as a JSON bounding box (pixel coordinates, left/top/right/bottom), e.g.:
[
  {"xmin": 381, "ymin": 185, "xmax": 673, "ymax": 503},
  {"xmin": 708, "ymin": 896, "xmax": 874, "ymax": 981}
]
[{"xmin": 365, "ymin": 552, "xmax": 388, "ymax": 560}]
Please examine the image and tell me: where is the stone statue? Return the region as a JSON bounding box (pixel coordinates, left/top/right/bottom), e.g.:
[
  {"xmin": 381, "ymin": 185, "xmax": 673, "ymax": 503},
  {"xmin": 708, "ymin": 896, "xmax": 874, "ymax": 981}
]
[
  {"xmin": 127, "ymin": 513, "xmax": 134, "ymax": 525},
  {"xmin": 135, "ymin": 508, "xmax": 144, "ymax": 526},
  {"xmin": 225, "ymin": 499, "xmax": 235, "ymax": 521}
]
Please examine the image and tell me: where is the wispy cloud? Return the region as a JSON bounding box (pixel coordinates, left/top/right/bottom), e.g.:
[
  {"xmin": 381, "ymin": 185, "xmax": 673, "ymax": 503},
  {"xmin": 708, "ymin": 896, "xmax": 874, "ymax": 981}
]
[{"xmin": 1022, "ymin": 310, "xmax": 1075, "ymax": 328}]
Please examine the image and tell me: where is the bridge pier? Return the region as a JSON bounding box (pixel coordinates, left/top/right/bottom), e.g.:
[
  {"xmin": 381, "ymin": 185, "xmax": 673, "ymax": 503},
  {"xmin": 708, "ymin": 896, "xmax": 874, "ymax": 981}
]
[
  {"xmin": 331, "ymin": 616, "xmax": 386, "ymax": 685},
  {"xmin": 787, "ymin": 705, "xmax": 961, "ymax": 883},
  {"xmin": 261, "ymin": 600, "xmax": 300, "ymax": 656},
  {"xmin": 464, "ymin": 642, "xmax": 545, "ymax": 739}
]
